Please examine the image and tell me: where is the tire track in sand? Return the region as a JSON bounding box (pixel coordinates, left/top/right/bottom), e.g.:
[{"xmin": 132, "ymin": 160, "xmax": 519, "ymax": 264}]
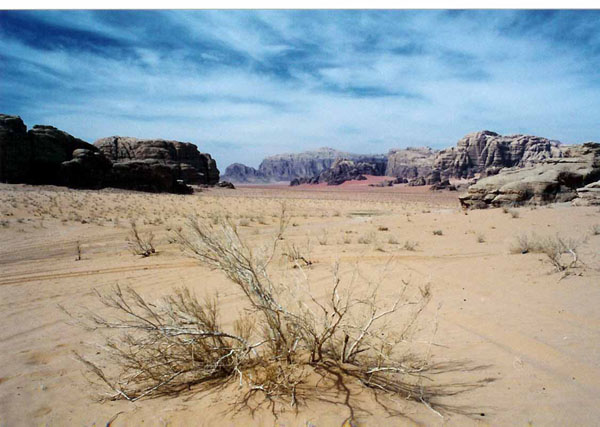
[{"xmin": 0, "ymin": 260, "xmax": 198, "ymax": 287}]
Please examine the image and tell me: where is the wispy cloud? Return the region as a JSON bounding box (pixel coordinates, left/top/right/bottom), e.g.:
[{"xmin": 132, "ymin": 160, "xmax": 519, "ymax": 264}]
[{"xmin": 1, "ymin": 10, "xmax": 599, "ymax": 168}]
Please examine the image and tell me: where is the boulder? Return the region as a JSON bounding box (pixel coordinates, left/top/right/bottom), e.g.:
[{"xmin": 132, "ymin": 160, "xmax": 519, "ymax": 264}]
[
  {"xmin": 95, "ymin": 136, "xmax": 219, "ymax": 185},
  {"xmin": 369, "ymin": 179, "xmax": 394, "ymax": 187},
  {"xmin": 573, "ymin": 180, "xmax": 600, "ymax": 206},
  {"xmin": 216, "ymin": 181, "xmax": 236, "ymax": 189},
  {"xmin": 429, "ymin": 180, "xmax": 457, "ymax": 191},
  {"xmin": 459, "ymin": 143, "xmax": 600, "ymax": 208},
  {"xmin": 407, "ymin": 176, "xmax": 427, "ymax": 186}
]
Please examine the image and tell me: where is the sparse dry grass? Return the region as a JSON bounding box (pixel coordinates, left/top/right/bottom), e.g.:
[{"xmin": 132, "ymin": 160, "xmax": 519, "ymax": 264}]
[{"xmin": 511, "ymin": 233, "xmax": 581, "ymax": 271}]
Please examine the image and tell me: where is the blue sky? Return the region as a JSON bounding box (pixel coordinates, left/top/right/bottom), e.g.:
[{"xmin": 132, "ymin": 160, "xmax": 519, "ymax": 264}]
[{"xmin": 1, "ymin": 10, "xmax": 599, "ymax": 168}]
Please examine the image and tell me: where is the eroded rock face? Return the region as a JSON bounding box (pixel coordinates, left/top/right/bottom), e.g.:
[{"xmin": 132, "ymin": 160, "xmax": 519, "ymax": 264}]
[
  {"xmin": 288, "ymin": 158, "xmax": 379, "ymax": 186},
  {"xmin": 459, "ymin": 143, "xmax": 600, "ymax": 208},
  {"xmin": 94, "ymin": 136, "xmax": 219, "ymax": 185},
  {"xmin": 61, "ymin": 149, "xmax": 113, "ymax": 189},
  {"xmin": 258, "ymin": 147, "xmax": 386, "ymax": 181},
  {"xmin": 108, "ymin": 160, "xmax": 193, "ymax": 194},
  {"xmin": 434, "ymin": 131, "xmax": 562, "ymax": 180},
  {"xmin": 0, "ymin": 114, "xmax": 99, "ymax": 185},
  {"xmin": 222, "ymin": 163, "xmax": 268, "ymax": 183},
  {"xmin": 385, "ymin": 147, "xmax": 436, "ymax": 180},
  {"xmin": 0, "ymin": 114, "xmax": 217, "ymax": 194},
  {"xmin": 0, "ymin": 114, "xmax": 30, "ymax": 183},
  {"xmin": 317, "ymin": 159, "xmax": 378, "ymax": 185},
  {"xmin": 573, "ymin": 180, "xmax": 600, "ymax": 206}
]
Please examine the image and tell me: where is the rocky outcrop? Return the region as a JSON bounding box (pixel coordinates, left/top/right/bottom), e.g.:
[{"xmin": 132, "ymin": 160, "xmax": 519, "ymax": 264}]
[
  {"xmin": 459, "ymin": 143, "xmax": 600, "ymax": 208},
  {"xmin": 61, "ymin": 149, "xmax": 113, "ymax": 189},
  {"xmin": 573, "ymin": 180, "xmax": 600, "ymax": 206},
  {"xmin": 289, "ymin": 158, "xmax": 379, "ymax": 186},
  {"xmin": 0, "ymin": 114, "xmax": 100, "ymax": 185},
  {"xmin": 94, "ymin": 136, "xmax": 219, "ymax": 185},
  {"xmin": 316, "ymin": 159, "xmax": 379, "ymax": 185},
  {"xmin": 385, "ymin": 147, "xmax": 436, "ymax": 180},
  {"xmin": 108, "ymin": 160, "xmax": 193, "ymax": 194},
  {"xmin": 216, "ymin": 181, "xmax": 236, "ymax": 189},
  {"xmin": 222, "ymin": 163, "xmax": 268, "ymax": 183},
  {"xmin": 0, "ymin": 114, "xmax": 218, "ymax": 194},
  {"xmin": 258, "ymin": 147, "xmax": 386, "ymax": 181},
  {"xmin": 434, "ymin": 131, "xmax": 562, "ymax": 180}
]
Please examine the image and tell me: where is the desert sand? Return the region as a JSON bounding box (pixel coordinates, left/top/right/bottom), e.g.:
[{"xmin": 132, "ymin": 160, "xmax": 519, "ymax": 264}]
[{"xmin": 1, "ymin": 181, "xmax": 599, "ymax": 426}]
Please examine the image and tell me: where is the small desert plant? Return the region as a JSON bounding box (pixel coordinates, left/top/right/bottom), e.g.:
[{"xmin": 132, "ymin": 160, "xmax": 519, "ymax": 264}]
[
  {"xmin": 283, "ymin": 242, "xmax": 313, "ymax": 267},
  {"xmin": 511, "ymin": 233, "xmax": 580, "ymax": 271},
  {"xmin": 239, "ymin": 218, "xmax": 250, "ymax": 227},
  {"xmin": 508, "ymin": 209, "xmax": 519, "ymax": 219},
  {"xmin": 476, "ymin": 234, "xmax": 486, "ymax": 243},
  {"xmin": 342, "ymin": 234, "xmax": 352, "ymax": 244},
  {"xmin": 127, "ymin": 221, "xmax": 156, "ymax": 257},
  {"xmin": 377, "ymin": 226, "xmax": 389, "ymax": 232},
  {"xmin": 317, "ymin": 230, "xmax": 328, "ymax": 246},
  {"xmin": 388, "ymin": 236, "xmax": 399, "ymax": 245},
  {"xmin": 433, "ymin": 230, "xmax": 443, "ymax": 236},
  {"xmin": 76, "ymin": 240, "xmax": 82, "ymax": 261},
  {"xmin": 357, "ymin": 232, "xmax": 375, "ymax": 245},
  {"xmin": 403, "ymin": 240, "xmax": 419, "ymax": 251},
  {"xmin": 591, "ymin": 224, "xmax": 600, "ymax": 236}
]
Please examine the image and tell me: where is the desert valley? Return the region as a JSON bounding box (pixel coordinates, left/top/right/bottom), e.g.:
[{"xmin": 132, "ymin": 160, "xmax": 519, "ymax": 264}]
[
  {"xmin": 1, "ymin": 111, "xmax": 600, "ymax": 426},
  {"xmin": 2, "ymin": 8, "xmax": 600, "ymax": 427}
]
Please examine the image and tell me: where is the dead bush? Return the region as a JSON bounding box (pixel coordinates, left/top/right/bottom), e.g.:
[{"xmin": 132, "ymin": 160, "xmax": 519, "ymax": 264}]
[
  {"xmin": 126, "ymin": 221, "xmax": 156, "ymax": 257},
  {"xmin": 511, "ymin": 233, "xmax": 580, "ymax": 271},
  {"xmin": 67, "ymin": 208, "xmax": 491, "ymax": 418}
]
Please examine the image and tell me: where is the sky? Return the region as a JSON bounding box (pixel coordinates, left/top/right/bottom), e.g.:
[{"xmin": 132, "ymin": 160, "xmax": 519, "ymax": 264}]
[{"xmin": 1, "ymin": 10, "xmax": 599, "ymax": 168}]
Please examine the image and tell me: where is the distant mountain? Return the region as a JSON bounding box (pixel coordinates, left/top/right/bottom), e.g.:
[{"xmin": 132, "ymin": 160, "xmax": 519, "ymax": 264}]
[{"xmin": 222, "ymin": 147, "xmax": 387, "ymax": 183}]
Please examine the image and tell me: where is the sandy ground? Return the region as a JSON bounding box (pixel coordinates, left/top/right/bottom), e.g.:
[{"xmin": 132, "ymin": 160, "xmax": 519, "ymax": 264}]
[{"xmin": 0, "ymin": 182, "xmax": 599, "ymax": 426}]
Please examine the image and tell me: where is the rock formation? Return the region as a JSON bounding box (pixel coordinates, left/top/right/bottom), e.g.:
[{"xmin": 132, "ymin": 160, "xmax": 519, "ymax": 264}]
[
  {"xmin": 222, "ymin": 163, "xmax": 268, "ymax": 183},
  {"xmin": 94, "ymin": 136, "xmax": 219, "ymax": 185},
  {"xmin": 0, "ymin": 114, "xmax": 219, "ymax": 194},
  {"xmin": 61, "ymin": 149, "xmax": 113, "ymax": 189},
  {"xmin": 459, "ymin": 142, "xmax": 600, "ymax": 208},
  {"xmin": 385, "ymin": 147, "xmax": 437, "ymax": 181},
  {"xmin": 1, "ymin": 114, "xmax": 100, "ymax": 185},
  {"xmin": 257, "ymin": 147, "xmax": 387, "ymax": 182},
  {"xmin": 289, "ymin": 158, "xmax": 380, "ymax": 186},
  {"xmin": 573, "ymin": 180, "xmax": 600, "ymax": 206},
  {"xmin": 434, "ymin": 131, "xmax": 562, "ymax": 180}
]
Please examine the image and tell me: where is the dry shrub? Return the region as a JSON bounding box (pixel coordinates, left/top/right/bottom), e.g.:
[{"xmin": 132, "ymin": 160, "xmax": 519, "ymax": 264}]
[
  {"xmin": 511, "ymin": 233, "xmax": 580, "ymax": 271},
  {"xmin": 127, "ymin": 221, "xmax": 156, "ymax": 257},
  {"xmin": 403, "ymin": 240, "xmax": 419, "ymax": 251},
  {"xmin": 67, "ymin": 208, "xmax": 491, "ymax": 418}
]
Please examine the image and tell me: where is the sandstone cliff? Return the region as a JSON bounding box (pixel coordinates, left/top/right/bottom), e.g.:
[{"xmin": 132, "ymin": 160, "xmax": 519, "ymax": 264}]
[
  {"xmin": 257, "ymin": 147, "xmax": 387, "ymax": 181},
  {"xmin": 385, "ymin": 147, "xmax": 437, "ymax": 180},
  {"xmin": 459, "ymin": 142, "xmax": 600, "ymax": 208},
  {"xmin": 0, "ymin": 114, "xmax": 98, "ymax": 185},
  {"xmin": 222, "ymin": 163, "xmax": 268, "ymax": 183},
  {"xmin": 290, "ymin": 158, "xmax": 379, "ymax": 186},
  {"xmin": 0, "ymin": 114, "xmax": 217, "ymax": 194},
  {"xmin": 94, "ymin": 136, "xmax": 219, "ymax": 185},
  {"xmin": 434, "ymin": 130, "xmax": 562, "ymax": 180}
]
